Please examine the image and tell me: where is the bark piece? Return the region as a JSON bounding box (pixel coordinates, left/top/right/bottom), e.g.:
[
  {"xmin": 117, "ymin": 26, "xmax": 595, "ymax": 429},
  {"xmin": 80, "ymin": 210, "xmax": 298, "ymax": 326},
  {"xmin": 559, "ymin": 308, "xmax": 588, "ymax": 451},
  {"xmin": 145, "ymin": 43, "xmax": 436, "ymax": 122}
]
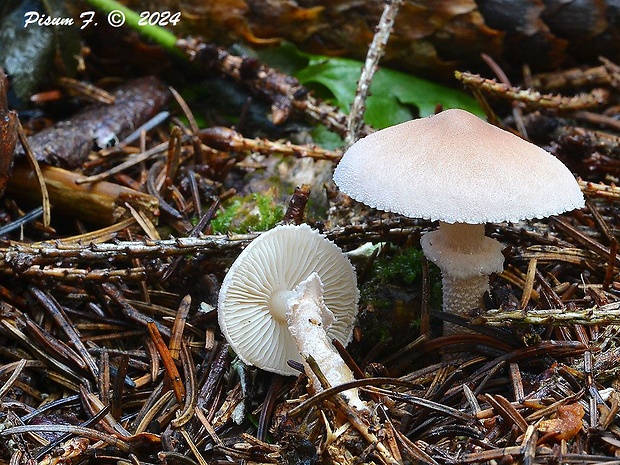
[
  {"xmin": 16, "ymin": 76, "xmax": 170, "ymax": 168},
  {"xmin": 0, "ymin": 68, "xmax": 16, "ymax": 197},
  {"xmin": 6, "ymin": 162, "xmax": 159, "ymax": 226}
]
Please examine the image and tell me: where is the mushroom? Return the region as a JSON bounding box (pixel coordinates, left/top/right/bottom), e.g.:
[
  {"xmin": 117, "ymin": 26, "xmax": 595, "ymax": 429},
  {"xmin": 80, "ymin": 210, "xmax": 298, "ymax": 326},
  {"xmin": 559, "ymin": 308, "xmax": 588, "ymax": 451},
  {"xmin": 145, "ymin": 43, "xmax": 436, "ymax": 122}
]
[
  {"xmin": 286, "ymin": 272, "xmax": 366, "ymax": 410},
  {"xmin": 218, "ymin": 223, "xmax": 359, "ymax": 375},
  {"xmin": 333, "ymin": 109, "xmax": 584, "ymax": 331}
]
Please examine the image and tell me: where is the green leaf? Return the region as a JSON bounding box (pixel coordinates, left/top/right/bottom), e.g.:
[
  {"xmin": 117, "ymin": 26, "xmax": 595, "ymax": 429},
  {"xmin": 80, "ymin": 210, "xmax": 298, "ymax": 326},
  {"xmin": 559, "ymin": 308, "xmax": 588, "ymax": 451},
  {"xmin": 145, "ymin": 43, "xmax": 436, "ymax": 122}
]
[
  {"xmin": 310, "ymin": 125, "xmax": 343, "ymax": 150},
  {"xmin": 260, "ymin": 42, "xmax": 483, "ymax": 129},
  {"xmin": 256, "ymin": 42, "xmax": 309, "ymax": 77},
  {"xmin": 370, "ymin": 65, "xmax": 484, "ymax": 118},
  {"xmin": 295, "ymin": 58, "xmax": 359, "ymax": 110}
]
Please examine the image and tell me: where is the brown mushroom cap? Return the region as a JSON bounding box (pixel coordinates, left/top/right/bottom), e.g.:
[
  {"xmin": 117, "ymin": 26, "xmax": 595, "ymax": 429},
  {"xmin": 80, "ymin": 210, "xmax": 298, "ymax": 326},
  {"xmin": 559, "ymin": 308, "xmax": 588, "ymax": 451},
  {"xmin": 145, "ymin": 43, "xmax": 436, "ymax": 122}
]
[
  {"xmin": 333, "ymin": 109, "xmax": 584, "ymax": 224},
  {"xmin": 217, "ymin": 224, "xmax": 359, "ymax": 376}
]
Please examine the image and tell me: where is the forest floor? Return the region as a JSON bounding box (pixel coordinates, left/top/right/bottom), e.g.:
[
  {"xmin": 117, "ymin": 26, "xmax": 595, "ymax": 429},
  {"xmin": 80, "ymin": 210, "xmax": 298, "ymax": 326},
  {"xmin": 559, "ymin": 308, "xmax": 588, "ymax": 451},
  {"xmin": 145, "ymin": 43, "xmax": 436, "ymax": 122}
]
[{"xmin": 2, "ymin": 1, "xmax": 620, "ymax": 464}]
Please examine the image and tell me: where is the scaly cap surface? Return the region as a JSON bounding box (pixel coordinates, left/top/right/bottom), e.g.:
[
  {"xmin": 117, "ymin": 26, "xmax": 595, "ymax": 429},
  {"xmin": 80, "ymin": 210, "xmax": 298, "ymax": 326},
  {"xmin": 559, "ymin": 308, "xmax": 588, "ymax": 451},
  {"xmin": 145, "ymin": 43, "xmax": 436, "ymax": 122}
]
[{"xmin": 334, "ymin": 109, "xmax": 584, "ymax": 224}]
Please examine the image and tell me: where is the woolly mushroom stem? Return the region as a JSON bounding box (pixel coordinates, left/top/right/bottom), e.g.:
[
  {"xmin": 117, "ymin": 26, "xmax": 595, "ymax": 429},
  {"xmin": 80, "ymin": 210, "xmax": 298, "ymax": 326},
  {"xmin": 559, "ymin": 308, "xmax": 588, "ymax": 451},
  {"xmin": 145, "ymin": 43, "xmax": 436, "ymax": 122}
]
[
  {"xmin": 286, "ymin": 273, "xmax": 366, "ymax": 411},
  {"xmin": 420, "ymin": 222, "xmax": 504, "ymax": 334}
]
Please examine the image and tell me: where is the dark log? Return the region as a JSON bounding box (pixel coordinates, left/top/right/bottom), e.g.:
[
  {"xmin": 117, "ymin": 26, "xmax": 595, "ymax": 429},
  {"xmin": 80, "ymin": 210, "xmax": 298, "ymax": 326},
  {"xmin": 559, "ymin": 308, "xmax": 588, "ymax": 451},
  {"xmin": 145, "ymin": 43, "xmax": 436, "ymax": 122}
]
[{"xmin": 15, "ymin": 76, "xmax": 170, "ymax": 168}]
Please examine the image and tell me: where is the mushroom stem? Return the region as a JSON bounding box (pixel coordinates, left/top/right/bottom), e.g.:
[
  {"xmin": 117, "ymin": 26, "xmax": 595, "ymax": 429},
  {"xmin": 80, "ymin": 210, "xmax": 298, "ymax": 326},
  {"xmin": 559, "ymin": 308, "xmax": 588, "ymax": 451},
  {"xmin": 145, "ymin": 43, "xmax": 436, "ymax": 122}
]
[
  {"xmin": 420, "ymin": 222, "xmax": 504, "ymax": 333},
  {"xmin": 435, "ymin": 222, "xmax": 486, "ymax": 254},
  {"xmin": 441, "ymin": 274, "xmax": 491, "ymax": 319},
  {"xmin": 286, "ymin": 273, "xmax": 366, "ymax": 411}
]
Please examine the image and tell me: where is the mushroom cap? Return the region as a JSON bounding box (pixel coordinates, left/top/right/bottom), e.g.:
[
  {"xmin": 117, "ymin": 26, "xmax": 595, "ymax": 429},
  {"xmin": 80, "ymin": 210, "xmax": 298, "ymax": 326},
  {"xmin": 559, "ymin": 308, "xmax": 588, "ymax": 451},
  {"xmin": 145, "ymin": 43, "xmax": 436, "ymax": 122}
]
[
  {"xmin": 218, "ymin": 224, "xmax": 359, "ymax": 376},
  {"xmin": 333, "ymin": 109, "xmax": 584, "ymax": 224}
]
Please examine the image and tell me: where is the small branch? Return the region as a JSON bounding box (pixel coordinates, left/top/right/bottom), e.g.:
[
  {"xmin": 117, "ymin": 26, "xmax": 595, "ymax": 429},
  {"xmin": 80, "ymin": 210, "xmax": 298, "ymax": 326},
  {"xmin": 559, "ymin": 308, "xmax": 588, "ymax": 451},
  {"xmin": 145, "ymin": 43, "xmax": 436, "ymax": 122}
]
[
  {"xmin": 1, "ymin": 220, "xmax": 425, "ymax": 281},
  {"xmin": 181, "ymin": 41, "xmax": 373, "ymax": 138},
  {"xmin": 345, "ymin": 0, "xmax": 402, "ymax": 148},
  {"xmin": 199, "ymin": 127, "xmax": 341, "ymax": 161},
  {"xmin": 0, "ymin": 265, "xmax": 149, "ymax": 282},
  {"xmin": 306, "ymin": 356, "xmax": 400, "ymax": 465},
  {"xmin": 1, "ymin": 424, "xmax": 132, "ymax": 453},
  {"xmin": 530, "ymin": 64, "xmax": 610, "ymax": 91},
  {"xmin": 2, "ymin": 234, "xmax": 256, "ymax": 265},
  {"xmin": 477, "ymin": 302, "xmax": 620, "ymax": 326},
  {"xmin": 2, "ymin": 219, "xmax": 423, "ymax": 267},
  {"xmin": 455, "ymin": 71, "xmax": 610, "ymax": 111},
  {"xmin": 580, "ymin": 180, "xmax": 620, "ymax": 201}
]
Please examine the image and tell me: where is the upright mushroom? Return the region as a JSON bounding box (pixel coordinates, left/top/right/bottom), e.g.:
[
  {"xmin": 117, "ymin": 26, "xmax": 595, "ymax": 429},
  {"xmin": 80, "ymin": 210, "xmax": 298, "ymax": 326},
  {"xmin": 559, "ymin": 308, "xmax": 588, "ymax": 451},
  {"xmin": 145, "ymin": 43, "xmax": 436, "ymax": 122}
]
[
  {"xmin": 333, "ymin": 109, "xmax": 584, "ymax": 331},
  {"xmin": 218, "ymin": 223, "xmax": 359, "ymax": 375}
]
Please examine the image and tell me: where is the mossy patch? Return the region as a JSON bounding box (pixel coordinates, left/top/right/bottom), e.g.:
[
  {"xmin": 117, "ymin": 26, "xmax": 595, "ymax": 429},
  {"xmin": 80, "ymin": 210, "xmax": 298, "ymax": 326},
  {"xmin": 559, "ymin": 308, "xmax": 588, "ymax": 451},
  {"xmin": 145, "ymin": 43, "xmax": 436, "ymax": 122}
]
[
  {"xmin": 351, "ymin": 246, "xmax": 443, "ymax": 362},
  {"xmin": 374, "ymin": 247, "xmax": 442, "ymax": 306},
  {"xmin": 211, "ymin": 190, "xmax": 284, "ymax": 234}
]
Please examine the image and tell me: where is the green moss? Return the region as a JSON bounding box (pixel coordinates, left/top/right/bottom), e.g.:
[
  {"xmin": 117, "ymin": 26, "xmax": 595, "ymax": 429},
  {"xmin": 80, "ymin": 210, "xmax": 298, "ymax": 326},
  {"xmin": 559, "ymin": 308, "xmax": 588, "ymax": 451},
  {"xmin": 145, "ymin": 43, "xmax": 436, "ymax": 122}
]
[
  {"xmin": 211, "ymin": 191, "xmax": 284, "ymax": 234},
  {"xmin": 376, "ymin": 248, "xmax": 425, "ymax": 284},
  {"xmin": 211, "ymin": 199, "xmax": 242, "ymax": 233},
  {"xmin": 374, "ymin": 248, "xmax": 442, "ymax": 305},
  {"xmin": 254, "ymin": 193, "xmax": 283, "ymax": 231},
  {"xmin": 348, "ymin": 246, "xmax": 443, "ymax": 357}
]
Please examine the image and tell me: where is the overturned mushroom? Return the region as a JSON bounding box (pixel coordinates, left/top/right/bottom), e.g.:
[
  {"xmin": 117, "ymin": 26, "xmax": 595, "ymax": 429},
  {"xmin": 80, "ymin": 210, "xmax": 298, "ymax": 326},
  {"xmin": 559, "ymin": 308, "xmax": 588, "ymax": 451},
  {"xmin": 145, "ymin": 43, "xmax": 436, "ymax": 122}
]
[
  {"xmin": 218, "ymin": 224, "xmax": 359, "ymax": 375},
  {"xmin": 333, "ymin": 109, "xmax": 584, "ymax": 332},
  {"xmin": 286, "ymin": 272, "xmax": 366, "ymax": 410}
]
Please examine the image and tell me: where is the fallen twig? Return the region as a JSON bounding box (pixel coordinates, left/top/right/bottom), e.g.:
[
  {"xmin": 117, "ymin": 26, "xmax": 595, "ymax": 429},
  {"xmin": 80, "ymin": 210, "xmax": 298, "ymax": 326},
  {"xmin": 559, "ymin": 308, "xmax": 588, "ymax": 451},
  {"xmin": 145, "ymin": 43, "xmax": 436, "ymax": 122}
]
[
  {"xmin": 456, "ymin": 71, "xmax": 610, "ymax": 110},
  {"xmin": 477, "ymin": 301, "xmax": 620, "ymax": 326},
  {"xmin": 345, "ymin": 0, "xmax": 402, "ymax": 148}
]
